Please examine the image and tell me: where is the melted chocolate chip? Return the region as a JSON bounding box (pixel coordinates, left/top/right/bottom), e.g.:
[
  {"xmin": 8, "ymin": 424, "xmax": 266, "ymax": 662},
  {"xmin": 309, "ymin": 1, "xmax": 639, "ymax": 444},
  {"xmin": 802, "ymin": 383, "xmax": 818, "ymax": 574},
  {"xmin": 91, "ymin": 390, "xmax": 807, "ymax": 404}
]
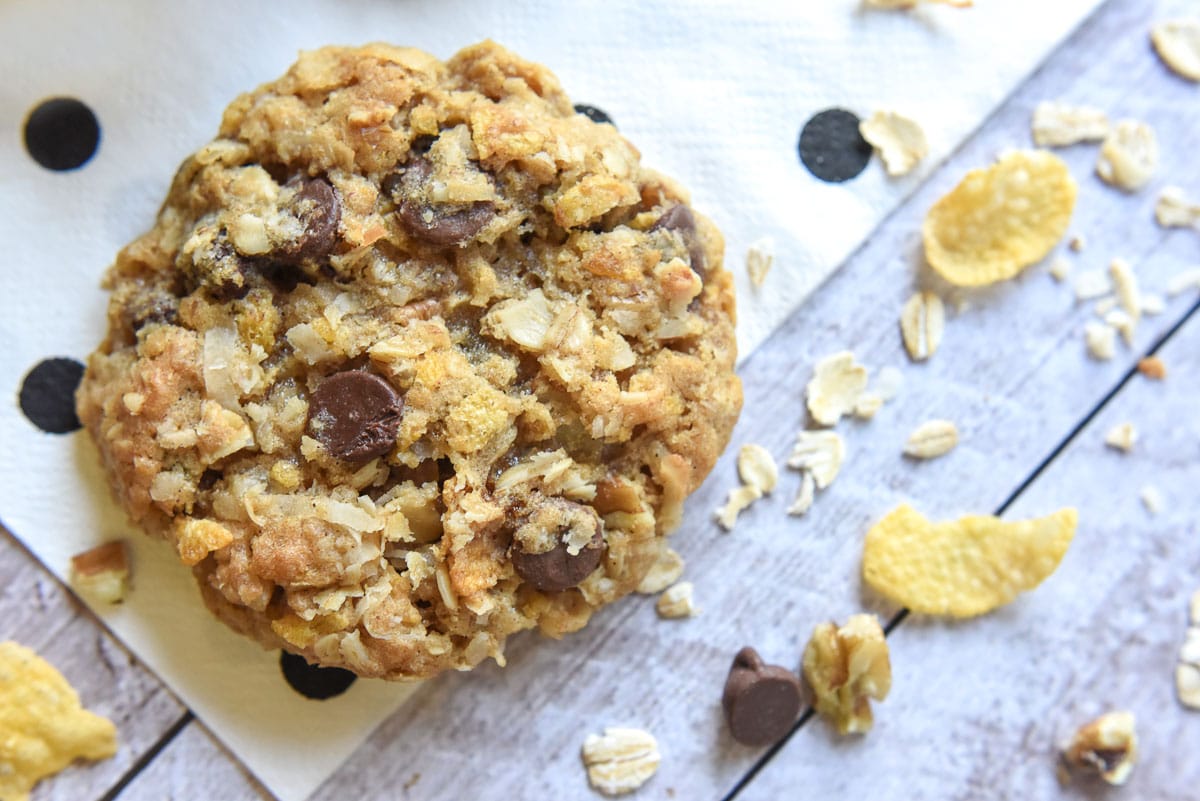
[
  {"xmin": 307, "ymin": 371, "xmax": 403, "ymax": 462},
  {"xmin": 722, "ymin": 647, "xmax": 803, "ymax": 746},
  {"xmin": 128, "ymin": 289, "xmax": 179, "ymax": 332},
  {"xmin": 651, "ymin": 204, "xmax": 706, "ymax": 279},
  {"xmin": 282, "ymin": 177, "xmax": 341, "ymax": 260},
  {"xmin": 511, "ymin": 529, "xmax": 606, "ymax": 593},
  {"xmin": 387, "ymin": 157, "xmax": 495, "ymax": 247},
  {"xmin": 197, "ymin": 469, "xmax": 222, "ymax": 491}
]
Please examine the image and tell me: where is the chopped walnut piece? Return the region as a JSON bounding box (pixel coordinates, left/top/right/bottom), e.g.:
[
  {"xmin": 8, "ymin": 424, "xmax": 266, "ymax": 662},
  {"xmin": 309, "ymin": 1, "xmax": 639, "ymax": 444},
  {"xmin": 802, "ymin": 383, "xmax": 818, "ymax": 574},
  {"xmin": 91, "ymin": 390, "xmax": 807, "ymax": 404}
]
[
  {"xmin": 69, "ymin": 541, "xmax": 131, "ymax": 604},
  {"xmin": 1156, "ymin": 186, "xmax": 1200, "ymax": 228},
  {"xmin": 802, "ymin": 614, "xmax": 892, "ymax": 735},
  {"xmin": 1137, "ymin": 356, "xmax": 1167, "ymax": 380},
  {"xmin": 1096, "ymin": 120, "xmax": 1158, "ymax": 192},
  {"xmin": 1062, "ymin": 711, "xmax": 1138, "ymax": 786},
  {"xmin": 746, "ymin": 238, "xmax": 775, "ymax": 288},
  {"xmin": 636, "ymin": 547, "xmax": 686, "ymax": 595},
  {"xmin": 1031, "ymin": 101, "xmax": 1109, "ymax": 148},
  {"xmin": 1151, "ymin": 19, "xmax": 1200, "ymax": 82},
  {"xmin": 899, "ymin": 291, "xmax": 945, "ymax": 362},
  {"xmin": 860, "ymin": 110, "xmax": 928, "ymax": 176},
  {"xmin": 1104, "ymin": 422, "xmax": 1137, "ymax": 453},
  {"xmin": 806, "ymin": 352, "xmax": 869, "ymax": 427},
  {"xmin": 904, "ymin": 419, "xmax": 959, "ymax": 459},
  {"xmin": 787, "ymin": 430, "xmax": 845, "ymax": 489},
  {"xmin": 737, "ymin": 444, "xmax": 778, "ymax": 495},
  {"xmin": 714, "ymin": 484, "xmax": 763, "ymax": 532},
  {"xmin": 655, "ymin": 582, "xmax": 698, "ymax": 619},
  {"xmin": 581, "ymin": 727, "xmax": 661, "ymax": 796}
]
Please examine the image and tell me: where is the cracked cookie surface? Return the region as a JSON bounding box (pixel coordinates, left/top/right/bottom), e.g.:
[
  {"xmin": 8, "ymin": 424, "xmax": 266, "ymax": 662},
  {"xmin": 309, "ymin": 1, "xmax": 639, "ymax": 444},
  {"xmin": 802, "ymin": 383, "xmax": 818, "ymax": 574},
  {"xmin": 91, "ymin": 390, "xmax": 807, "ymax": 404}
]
[{"xmin": 77, "ymin": 40, "xmax": 741, "ymax": 679}]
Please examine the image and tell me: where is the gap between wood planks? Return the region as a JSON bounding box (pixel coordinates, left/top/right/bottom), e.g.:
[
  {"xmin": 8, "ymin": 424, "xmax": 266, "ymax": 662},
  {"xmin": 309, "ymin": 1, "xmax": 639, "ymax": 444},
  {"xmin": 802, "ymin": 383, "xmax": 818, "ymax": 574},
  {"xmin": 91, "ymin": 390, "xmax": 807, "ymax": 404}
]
[
  {"xmin": 97, "ymin": 711, "xmax": 194, "ymax": 801},
  {"xmin": 720, "ymin": 294, "xmax": 1200, "ymax": 801}
]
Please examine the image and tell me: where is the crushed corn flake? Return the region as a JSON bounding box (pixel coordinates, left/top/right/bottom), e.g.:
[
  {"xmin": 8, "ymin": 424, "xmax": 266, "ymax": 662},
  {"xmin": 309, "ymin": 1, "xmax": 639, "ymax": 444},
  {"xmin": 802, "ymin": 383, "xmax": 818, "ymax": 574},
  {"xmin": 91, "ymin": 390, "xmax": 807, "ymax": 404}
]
[
  {"xmin": 862, "ymin": 504, "xmax": 1077, "ymax": 617},
  {"xmin": 923, "ymin": 150, "xmax": 1077, "ymax": 287},
  {"xmin": 0, "ymin": 641, "xmax": 118, "ymax": 801}
]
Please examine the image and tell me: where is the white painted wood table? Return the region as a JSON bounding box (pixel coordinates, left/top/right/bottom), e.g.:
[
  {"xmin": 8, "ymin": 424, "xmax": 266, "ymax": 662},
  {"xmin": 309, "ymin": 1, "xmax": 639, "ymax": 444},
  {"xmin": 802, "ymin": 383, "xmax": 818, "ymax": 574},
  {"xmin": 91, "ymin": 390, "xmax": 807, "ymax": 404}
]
[{"xmin": 5, "ymin": 0, "xmax": 1199, "ymax": 797}]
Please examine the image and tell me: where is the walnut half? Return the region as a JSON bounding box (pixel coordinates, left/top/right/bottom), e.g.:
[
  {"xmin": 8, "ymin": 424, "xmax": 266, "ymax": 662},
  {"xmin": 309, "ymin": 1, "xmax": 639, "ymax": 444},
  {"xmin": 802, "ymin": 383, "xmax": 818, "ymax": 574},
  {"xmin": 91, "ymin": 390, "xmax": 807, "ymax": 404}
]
[{"xmin": 802, "ymin": 614, "xmax": 892, "ymax": 734}]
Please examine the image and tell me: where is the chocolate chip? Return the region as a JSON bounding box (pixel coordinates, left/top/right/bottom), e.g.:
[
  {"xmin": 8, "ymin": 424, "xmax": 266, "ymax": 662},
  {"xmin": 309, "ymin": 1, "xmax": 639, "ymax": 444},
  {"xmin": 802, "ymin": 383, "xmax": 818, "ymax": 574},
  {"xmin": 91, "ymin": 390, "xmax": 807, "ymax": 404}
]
[
  {"xmin": 279, "ymin": 651, "xmax": 356, "ymax": 700},
  {"xmin": 387, "ymin": 157, "xmax": 495, "ymax": 247},
  {"xmin": 128, "ymin": 289, "xmax": 179, "ymax": 332},
  {"xmin": 798, "ymin": 108, "xmax": 872, "ymax": 184},
  {"xmin": 18, "ymin": 357, "xmax": 85, "ymax": 434},
  {"xmin": 722, "ymin": 647, "xmax": 803, "ymax": 746},
  {"xmin": 651, "ymin": 204, "xmax": 707, "ymax": 279},
  {"xmin": 307, "ymin": 371, "xmax": 403, "ymax": 462},
  {"xmin": 197, "ymin": 469, "xmax": 222, "ymax": 491},
  {"xmin": 282, "ymin": 177, "xmax": 341, "ymax": 260},
  {"xmin": 23, "ymin": 97, "xmax": 101, "ymax": 171},
  {"xmin": 511, "ymin": 529, "xmax": 606, "ymax": 593},
  {"xmin": 573, "ymin": 104, "xmax": 615, "ymax": 127}
]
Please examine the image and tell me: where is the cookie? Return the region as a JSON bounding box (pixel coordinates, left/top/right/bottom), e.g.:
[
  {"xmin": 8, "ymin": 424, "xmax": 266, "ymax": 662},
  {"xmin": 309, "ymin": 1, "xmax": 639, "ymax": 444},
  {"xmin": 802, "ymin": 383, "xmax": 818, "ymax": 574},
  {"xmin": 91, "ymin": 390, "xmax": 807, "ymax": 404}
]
[{"xmin": 76, "ymin": 41, "xmax": 741, "ymax": 679}]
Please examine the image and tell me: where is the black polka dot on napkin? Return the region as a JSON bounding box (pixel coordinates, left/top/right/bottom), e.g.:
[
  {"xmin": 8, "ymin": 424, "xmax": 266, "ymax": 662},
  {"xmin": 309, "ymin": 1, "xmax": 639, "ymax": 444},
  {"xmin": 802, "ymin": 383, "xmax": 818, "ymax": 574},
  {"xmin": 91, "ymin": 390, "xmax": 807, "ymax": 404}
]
[
  {"xmin": 23, "ymin": 97, "xmax": 101, "ymax": 171},
  {"xmin": 574, "ymin": 104, "xmax": 615, "ymax": 127},
  {"xmin": 19, "ymin": 358, "xmax": 85, "ymax": 434},
  {"xmin": 798, "ymin": 108, "xmax": 872, "ymax": 183},
  {"xmin": 280, "ymin": 651, "xmax": 357, "ymax": 700}
]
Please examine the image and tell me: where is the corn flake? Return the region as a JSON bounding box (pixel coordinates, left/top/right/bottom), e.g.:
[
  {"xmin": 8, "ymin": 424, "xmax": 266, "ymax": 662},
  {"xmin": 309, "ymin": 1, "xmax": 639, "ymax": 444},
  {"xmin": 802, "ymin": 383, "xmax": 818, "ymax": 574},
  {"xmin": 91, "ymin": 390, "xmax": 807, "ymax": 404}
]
[
  {"xmin": 862, "ymin": 504, "xmax": 1077, "ymax": 617},
  {"xmin": 0, "ymin": 641, "xmax": 118, "ymax": 801},
  {"xmin": 923, "ymin": 150, "xmax": 1077, "ymax": 287}
]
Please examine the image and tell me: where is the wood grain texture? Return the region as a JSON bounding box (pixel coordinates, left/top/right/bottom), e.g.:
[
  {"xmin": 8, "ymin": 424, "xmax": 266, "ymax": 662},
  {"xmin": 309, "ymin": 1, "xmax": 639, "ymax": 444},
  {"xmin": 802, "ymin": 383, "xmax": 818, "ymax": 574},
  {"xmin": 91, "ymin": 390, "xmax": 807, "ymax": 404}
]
[
  {"xmin": 739, "ymin": 308, "xmax": 1200, "ymax": 801},
  {"xmin": 19, "ymin": 0, "xmax": 1200, "ymax": 798},
  {"xmin": 0, "ymin": 527, "xmax": 186, "ymax": 801},
  {"xmin": 116, "ymin": 721, "xmax": 269, "ymax": 801}
]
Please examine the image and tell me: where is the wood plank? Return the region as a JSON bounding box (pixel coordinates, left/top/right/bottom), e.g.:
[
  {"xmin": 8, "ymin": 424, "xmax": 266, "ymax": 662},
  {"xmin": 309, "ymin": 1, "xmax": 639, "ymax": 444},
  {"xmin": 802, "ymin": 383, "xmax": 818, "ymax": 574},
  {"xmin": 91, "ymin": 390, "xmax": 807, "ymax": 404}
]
[
  {"xmin": 0, "ymin": 527, "xmax": 187, "ymax": 801},
  {"xmin": 738, "ymin": 304, "xmax": 1200, "ymax": 801},
  {"xmin": 103, "ymin": 0, "xmax": 1200, "ymax": 798},
  {"xmin": 115, "ymin": 721, "xmax": 270, "ymax": 801}
]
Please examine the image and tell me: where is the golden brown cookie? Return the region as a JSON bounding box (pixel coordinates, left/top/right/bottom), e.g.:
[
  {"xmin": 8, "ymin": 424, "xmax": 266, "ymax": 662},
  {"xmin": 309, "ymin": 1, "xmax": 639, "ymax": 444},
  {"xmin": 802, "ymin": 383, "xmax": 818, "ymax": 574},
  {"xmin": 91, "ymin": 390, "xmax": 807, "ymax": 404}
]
[{"xmin": 77, "ymin": 41, "xmax": 741, "ymax": 679}]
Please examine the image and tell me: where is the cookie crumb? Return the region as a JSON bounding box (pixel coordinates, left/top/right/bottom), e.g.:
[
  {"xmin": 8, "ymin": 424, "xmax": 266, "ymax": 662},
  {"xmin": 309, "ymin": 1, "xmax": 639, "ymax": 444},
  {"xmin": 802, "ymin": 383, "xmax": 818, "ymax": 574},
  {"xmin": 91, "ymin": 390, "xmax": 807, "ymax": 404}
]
[
  {"xmin": 1069, "ymin": 234, "xmax": 1087, "ymax": 252},
  {"xmin": 746, "ymin": 238, "xmax": 775, "ymax": 287},
  {"xmin": 788, "ymin": 430, "xmax": 846, "ymax": 489},
  {"xmin": 1104, "ymin": 422, "xmax": 1137, "ymax": 453},
  {"xmin": 1137, "ymin": 356, "xmax": 1167, "ymax": 380},
  {"xmin": 900, "ymin": 291, "xmax": 945, "ymax": 362},
  {"xmin": 581, "ymin": 727, "xmax": 661, "ymax": 796},
  {"xmin": 1151, "ymin": 19, "xmax": 1200, "ymax": 82},
  {"xmin": 656, "ymin": 582, "xmax": 698, "ymax": 619},
  {"xmin": 69, "ymin": 540, "xmax": 131, "ymax": 604},
  {"xmin": 1096, "ymin": 120, "xmax": 1158, "ymax": 192},
  {"xmin": 803, "ymin": 615, "xmax": 891, "ymax": 735},
  {"xmin": 1031, "ymin": 101, "xmax": 1109, "ymax": 148},
  {"xmin": 1061, "ymin": 711, "xmax": 1137, "ymax": 785},
  {"xmin": 903, "ymin": 419, "xmax": 959, "ymax": 459},
  {"xmin": 860, "ymin": 110, "xmax": 928, "ymax": 176}
]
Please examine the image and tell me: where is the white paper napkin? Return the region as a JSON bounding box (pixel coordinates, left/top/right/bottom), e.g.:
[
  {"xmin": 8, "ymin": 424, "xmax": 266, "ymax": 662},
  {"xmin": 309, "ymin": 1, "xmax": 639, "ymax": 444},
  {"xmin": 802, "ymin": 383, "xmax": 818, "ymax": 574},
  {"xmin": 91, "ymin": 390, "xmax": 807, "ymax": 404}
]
[{"xmin": 0, "ymin": 1, "xmax": 1102, "ymax": 798}]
